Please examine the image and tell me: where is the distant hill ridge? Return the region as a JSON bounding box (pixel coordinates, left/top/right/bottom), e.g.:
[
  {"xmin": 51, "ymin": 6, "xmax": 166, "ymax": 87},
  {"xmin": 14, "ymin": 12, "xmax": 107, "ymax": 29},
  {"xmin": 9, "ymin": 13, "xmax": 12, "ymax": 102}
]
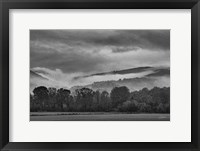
[
  {"xmin": 30, "ymin": 66, "xmax": 170, "ymax": 93},
  {"xmin": 74, "ymin": 66, "xmax": 154, "ymax": 80},
  {"xmin": 30, "ymin": 70, "xmax": 49, "ymax": 80},
  {"xmin": 70, "ymin": 76, "xmax": 170, "ymax": 94}
]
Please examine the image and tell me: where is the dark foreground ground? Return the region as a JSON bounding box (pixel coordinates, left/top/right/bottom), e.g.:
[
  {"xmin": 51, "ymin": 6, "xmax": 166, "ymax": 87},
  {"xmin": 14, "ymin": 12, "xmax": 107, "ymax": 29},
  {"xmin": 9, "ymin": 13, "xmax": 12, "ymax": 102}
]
[{"xmin": 30, "ymin": 112, "xmax": 170, "ymax": 121}]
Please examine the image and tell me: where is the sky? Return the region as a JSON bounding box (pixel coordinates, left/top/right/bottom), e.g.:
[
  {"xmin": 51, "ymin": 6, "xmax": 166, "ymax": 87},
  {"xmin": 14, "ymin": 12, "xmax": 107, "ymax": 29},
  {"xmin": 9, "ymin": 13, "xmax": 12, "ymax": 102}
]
[{"xmin": 30, "ymin": 30, "xmax": 170, "ymax": 88}]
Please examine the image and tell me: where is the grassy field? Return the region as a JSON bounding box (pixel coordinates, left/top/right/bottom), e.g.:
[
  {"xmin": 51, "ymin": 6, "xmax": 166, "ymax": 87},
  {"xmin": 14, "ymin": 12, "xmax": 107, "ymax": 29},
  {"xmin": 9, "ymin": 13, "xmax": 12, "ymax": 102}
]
[{"xmin": 30, "ymin": 112, "xmax": 170, "ymax": 121}]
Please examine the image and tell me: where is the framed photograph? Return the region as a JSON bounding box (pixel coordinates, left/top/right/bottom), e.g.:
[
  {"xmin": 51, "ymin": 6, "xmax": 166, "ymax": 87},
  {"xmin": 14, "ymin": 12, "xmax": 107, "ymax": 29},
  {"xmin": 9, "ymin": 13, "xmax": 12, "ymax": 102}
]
[{"xmin": 0, "ymin": 0, "xmax": 199, "ymax": 150}]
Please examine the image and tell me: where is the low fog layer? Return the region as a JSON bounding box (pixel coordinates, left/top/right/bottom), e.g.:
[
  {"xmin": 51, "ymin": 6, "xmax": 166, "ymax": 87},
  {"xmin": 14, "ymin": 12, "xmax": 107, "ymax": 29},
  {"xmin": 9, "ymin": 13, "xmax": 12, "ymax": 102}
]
[{"xmin": 30, "ymin": 66, "xmax": 170, "ymax": 93}]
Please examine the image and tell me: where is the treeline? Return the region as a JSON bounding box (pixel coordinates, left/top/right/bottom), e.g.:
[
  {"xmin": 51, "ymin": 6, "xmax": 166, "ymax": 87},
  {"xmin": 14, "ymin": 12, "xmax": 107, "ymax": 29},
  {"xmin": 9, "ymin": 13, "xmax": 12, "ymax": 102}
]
[{"xmin": 30, "ymin": 86, "xmax": 170, "ymax": 113}]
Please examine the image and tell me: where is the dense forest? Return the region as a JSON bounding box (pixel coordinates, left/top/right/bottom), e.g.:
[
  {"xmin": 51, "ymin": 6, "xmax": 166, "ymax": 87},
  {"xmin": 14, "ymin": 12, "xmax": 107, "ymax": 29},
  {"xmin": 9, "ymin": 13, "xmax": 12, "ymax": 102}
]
[{"xmin": 30, "ymin": 86, "xmax": 170, "ymax": 113}]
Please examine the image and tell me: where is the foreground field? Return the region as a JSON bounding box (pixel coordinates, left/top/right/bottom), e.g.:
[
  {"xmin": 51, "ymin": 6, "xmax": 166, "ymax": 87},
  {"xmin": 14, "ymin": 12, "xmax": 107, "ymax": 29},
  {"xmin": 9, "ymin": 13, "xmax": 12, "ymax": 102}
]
[{"xmin": 30, "ymin": 112, "xmax": 170, "ymax": 121}]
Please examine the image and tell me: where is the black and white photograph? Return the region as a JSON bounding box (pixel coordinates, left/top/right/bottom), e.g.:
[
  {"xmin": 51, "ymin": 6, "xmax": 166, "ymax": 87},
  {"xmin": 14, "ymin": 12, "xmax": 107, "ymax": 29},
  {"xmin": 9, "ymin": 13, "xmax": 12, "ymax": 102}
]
[{"xmin": 30, "ymin": 29, "xmax": 170, "ymax": 121}]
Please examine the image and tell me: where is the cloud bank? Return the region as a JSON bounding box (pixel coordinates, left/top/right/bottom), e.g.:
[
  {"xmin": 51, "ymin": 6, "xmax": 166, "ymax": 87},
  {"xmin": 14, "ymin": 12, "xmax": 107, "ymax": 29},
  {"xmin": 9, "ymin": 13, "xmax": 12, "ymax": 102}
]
[
  {"xmin": 30, "ymin": 29, "xmax": 170, "ymax": 90},
  {"xmin": 30, "ymin": 30, "xmax": 170, "ymax": 74}
]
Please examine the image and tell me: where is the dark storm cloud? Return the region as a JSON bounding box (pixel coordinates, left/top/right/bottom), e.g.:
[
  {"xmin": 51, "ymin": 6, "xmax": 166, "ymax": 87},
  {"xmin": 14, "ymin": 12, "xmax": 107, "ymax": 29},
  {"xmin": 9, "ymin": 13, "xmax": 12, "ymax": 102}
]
[
  {"xmin": 30, "ymin": 46, "xmax": 107, "ymax": 73},
  {"xmin": 87, "ymin": 30, "xmax": 170, "ymax": 51},
  {"xmin": 30, "ymin": 30, "xmax": 170, "ymax": 73},
  {"xmin": 30, "ymin": 30, "xmax": 170, "ymax": 52}
]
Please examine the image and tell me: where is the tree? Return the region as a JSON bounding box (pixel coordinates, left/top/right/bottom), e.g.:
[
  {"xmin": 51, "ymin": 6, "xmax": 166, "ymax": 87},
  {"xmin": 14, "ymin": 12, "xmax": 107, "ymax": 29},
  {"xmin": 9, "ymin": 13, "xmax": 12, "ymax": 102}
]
[
  {"xmin": 94, "ymin": 90, "xmax": 101, "ymax": 104},
  {"xmin": 91, "ymin": 91, "xmax": 101, "ymax": 111},
  {"xmin": 149, "ymin": 87, "xmax": 170, "ymax": 113},
  {"xmin": 99, "ymin": 91, "xmax": 111, "ymax": 111},
  {"xmin": 137, "ymin": 102, "xmax": 151, "ymax": 113},
  {"xmin": 33, "ymin": 86, "xmax": 49, "ymax": 110},
  {"xmin": 118, "ymin": 100, "xmax": 138, "ymax": 112},
  {"xmin": 48, "ymin": 87, "xmax": 57, "ymax": 110},
  {"xmin": 110, "ymin": 86, "xmax": 130, "ymax": 108},
  {"xmin": 30, "ymin": 85, "xmax": 170, "ymax": 113},
  {"xmin": 56, "ymin": 88, "xmax": 71, "ymax": 111},
  {"xmin": 75, "ymin": 88, "xmax": 94, "ymax": 111},
  {"xmin": 30, "ymin": 94, "xmax": 36, "ymax": 112}
]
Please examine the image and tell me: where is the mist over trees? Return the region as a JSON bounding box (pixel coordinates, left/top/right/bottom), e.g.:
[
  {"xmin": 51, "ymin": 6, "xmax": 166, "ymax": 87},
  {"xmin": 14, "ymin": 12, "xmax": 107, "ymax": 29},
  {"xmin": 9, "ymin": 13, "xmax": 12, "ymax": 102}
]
[{"xmin": 30, "ymin": 86, "xmax": 170, "ymax": 113}]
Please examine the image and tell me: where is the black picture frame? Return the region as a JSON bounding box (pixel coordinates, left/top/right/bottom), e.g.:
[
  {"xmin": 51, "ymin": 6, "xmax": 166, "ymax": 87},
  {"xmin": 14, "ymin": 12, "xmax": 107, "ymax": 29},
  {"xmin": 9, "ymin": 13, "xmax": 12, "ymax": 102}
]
[{"xmin": 0, "ymin": 0, "xmax": 200, "ymax": 150}]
